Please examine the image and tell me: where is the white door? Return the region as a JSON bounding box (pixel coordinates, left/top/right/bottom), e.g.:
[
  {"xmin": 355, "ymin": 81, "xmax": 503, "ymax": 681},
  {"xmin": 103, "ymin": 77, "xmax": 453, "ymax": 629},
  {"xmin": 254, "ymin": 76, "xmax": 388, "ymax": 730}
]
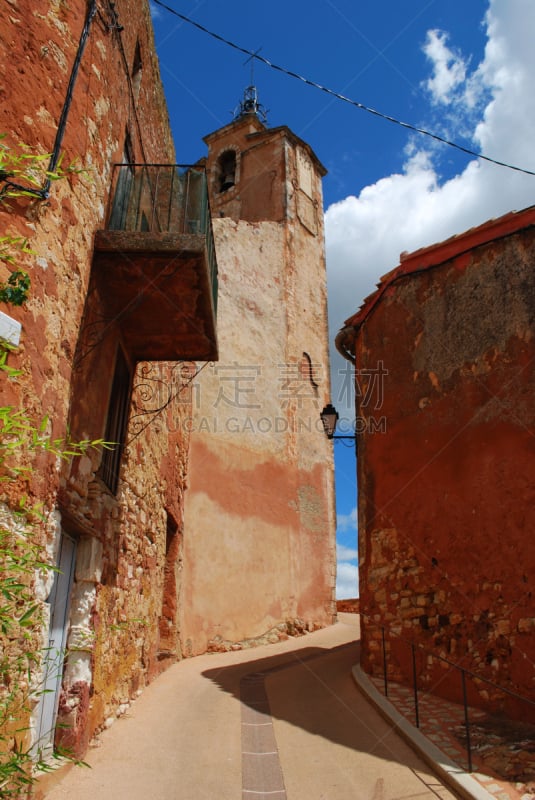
[{"xmin": 33, "ymin": 532, "xmax": 76, "ymax": 758}]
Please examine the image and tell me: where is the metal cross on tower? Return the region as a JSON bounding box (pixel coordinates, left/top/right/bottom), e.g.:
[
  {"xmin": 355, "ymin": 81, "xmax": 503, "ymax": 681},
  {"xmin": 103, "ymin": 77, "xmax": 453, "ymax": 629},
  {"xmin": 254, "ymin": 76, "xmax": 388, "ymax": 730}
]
[{"xmin": 233, "ymin": 48, "xmax": 268, "ymax": 123}]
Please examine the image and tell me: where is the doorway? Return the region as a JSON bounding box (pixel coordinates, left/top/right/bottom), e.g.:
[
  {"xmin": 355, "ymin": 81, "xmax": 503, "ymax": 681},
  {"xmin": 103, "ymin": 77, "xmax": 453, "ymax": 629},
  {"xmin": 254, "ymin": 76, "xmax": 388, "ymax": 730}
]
[{"xmin": 33, "ymin": 532, "xmax": 76, "ymax": 757}]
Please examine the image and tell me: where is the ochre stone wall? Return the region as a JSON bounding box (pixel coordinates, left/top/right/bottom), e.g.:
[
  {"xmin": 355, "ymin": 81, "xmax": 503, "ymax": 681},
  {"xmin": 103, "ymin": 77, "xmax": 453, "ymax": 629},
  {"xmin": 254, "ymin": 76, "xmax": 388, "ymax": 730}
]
[
  {"xmin": 1, "ymin": 0, "xmax": 189, "ymax": 758},
  {"xmin": 1, "ymin": 0, "xmax": 174, "ymax": 479},
  {"xmin": 355, "ymin": 218, "xmax": 535, "ymax": 719},
  {"xmin": 181, "ymin": 122, "xmax": 336, "ymax": 656}
]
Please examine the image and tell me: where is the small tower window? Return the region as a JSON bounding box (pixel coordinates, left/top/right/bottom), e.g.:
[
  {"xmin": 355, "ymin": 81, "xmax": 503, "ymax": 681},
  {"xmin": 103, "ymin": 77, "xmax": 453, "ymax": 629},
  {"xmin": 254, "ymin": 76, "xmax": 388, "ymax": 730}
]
[{"xmin": 218, "ymin": 150, "xmax": 236, "ymax": 193}]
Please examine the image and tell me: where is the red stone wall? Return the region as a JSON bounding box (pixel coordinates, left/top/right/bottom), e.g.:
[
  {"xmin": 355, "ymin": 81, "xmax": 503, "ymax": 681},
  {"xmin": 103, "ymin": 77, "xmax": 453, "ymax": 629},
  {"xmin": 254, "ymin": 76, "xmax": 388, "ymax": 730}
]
[
  {"xmin": 1, "ymin": 0, "xmax": 190, "ymax": 758},
  {"xmin": 355, "ymin": 222, "xmax": 535, "ymax": 719},
  {"xmin": 1, "ymin": 0, "xmax": 173, "ymax": 476}
]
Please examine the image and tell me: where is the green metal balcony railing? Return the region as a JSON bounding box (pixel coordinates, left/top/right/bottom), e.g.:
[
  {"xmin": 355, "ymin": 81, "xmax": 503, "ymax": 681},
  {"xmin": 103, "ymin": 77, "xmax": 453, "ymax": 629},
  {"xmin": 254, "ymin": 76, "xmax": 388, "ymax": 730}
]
[{"xmin": 107, "ymin": 163, "xmax": 218, "ymax": 314}]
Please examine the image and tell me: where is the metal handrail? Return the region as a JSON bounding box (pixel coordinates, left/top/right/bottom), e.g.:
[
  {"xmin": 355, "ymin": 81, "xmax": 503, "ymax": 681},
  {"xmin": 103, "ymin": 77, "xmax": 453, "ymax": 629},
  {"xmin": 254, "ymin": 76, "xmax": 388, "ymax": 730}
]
[{"xmin": 361, "ymin": 612, "xmax": 535, "ymax": 772}]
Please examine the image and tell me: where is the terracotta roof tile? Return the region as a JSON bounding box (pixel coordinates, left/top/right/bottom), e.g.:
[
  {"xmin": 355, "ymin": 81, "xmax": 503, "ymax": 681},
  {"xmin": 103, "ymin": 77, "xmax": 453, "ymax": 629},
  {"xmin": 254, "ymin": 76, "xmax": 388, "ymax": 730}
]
[{"xmin": 344, "ymin": 204, "xmax": 535, "ymax": 330}]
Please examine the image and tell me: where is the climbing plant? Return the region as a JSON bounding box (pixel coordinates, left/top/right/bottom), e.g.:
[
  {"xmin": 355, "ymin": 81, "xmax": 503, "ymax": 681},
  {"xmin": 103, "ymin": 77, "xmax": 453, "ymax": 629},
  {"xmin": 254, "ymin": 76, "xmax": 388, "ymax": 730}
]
[
  {"xmin": 0, "ymin": 133, "xmax": 81, "ymax": 200},
  {"xmin": 0, "ymin": 393, "xmax": 106, "ymax": 796},
  {"xmin": 0, "ymin": 266, "xmax": 31, "ymax": 307},
  {"xmin": 0, "ymin": 134, "xmax": 84, "ymax": 308},
  {"xmin": 0, "ymin": 135, "xmax": 97, "ymax": 795}
]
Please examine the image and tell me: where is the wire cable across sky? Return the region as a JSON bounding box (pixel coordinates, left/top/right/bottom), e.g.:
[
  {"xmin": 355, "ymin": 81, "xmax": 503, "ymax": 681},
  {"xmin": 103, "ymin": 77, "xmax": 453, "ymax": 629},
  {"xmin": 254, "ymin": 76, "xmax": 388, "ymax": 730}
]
[{"xmin": 152, "ymin": 0, "xmax": 535, "ymax": 178}]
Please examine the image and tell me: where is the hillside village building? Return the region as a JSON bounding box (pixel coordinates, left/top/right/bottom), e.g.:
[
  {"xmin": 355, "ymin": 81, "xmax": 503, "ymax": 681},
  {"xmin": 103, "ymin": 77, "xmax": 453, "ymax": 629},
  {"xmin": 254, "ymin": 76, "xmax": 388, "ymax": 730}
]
[
  {"xmin": 181, "ymin": 96, "xmax": 337, "ymax": 655},
  {"xmin": 0, "ymin": 0, "xmax": 335, "ymax": 771},
  {"xmin": 342, "ymin": 207, "xmax": 535, "ymax": 720}
]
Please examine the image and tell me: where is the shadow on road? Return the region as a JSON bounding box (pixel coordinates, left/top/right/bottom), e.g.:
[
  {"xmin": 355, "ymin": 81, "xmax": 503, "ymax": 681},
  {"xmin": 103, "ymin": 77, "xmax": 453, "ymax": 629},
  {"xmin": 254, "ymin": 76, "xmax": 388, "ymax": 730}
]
[{"xmin": 201, "ymin": 634, "xmax": 448, "ymax": 791}]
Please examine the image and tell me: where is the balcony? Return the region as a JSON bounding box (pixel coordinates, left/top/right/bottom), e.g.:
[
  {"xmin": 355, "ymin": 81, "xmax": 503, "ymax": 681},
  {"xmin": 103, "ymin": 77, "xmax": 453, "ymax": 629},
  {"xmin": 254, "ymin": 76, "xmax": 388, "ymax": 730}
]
[{"xmin": 93, "ymin": 164, "xmax": 218, "ymax": 362}]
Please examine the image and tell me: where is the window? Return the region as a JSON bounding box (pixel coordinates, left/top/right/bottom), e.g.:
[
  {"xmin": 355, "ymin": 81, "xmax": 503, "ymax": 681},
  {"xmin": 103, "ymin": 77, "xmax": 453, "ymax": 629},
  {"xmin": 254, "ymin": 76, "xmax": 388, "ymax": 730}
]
[
  {"xmin": 131, "ymin": 40, "xmax": 142, "ymax": 101},
  {"xmin": 217, "ymin": 150, "xmax": 236, "ymax": 192},
  {"xmin": 100, "ymin": 346, "xmax": 132, "ymax": 493},
  {"xmin": 109, "ymin": 131, "xmax": 134, "ymax": 230}
]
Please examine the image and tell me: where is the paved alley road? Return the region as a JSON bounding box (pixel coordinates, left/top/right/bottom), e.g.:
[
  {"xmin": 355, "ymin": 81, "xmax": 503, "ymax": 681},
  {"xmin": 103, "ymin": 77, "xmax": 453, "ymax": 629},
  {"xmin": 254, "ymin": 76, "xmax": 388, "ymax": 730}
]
[{"xmin": 42, "ymin": 614, "xmax": 458, "ymax": 800}]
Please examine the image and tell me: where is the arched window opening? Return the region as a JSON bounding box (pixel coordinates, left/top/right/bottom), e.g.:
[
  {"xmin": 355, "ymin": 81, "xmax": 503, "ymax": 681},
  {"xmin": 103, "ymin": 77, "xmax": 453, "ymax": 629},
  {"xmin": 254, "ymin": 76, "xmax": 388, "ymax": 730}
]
[{"xmin": 218, "ymin": 150, "xmax": 236, "ymax": 193}]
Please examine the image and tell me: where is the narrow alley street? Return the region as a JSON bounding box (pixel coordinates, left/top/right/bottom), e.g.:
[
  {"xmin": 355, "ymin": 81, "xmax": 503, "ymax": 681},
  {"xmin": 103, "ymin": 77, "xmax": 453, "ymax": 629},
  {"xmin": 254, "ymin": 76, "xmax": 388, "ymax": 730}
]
[{"xmin": 41, "ymin": 614, "xmax": 459, "ymax": 800}]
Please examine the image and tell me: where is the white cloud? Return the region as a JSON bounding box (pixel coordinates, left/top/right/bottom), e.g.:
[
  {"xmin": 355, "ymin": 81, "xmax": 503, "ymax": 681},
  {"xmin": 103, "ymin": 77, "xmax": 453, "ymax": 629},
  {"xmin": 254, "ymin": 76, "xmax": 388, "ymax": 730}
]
[
  {"xmin": 325, "ymin": 0, "xmax": 535, "ymax": 414},
  {"xmin": 423, "ymin": 29, "xmax": 467, "ymax": 105},
  {"xmin": 336, "ymin": 507, "xmax": 357, "ymax": 534},
  {"xmin": 336, "ymin": 561, "xmax": 359, "ymax": 599},
  {"xmin": 337, "ymin": 543, "xmax": 358, "ymax": 562}
]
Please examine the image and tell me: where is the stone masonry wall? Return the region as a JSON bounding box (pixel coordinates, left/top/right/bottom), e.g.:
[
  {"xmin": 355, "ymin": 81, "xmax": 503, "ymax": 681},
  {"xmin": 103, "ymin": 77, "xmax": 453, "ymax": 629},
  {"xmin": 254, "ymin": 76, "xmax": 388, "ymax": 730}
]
[
  {"xmin": 1, "ymin": 0, "xmax": 173, "ymax": 492},
  {"xmin": 1, "ymin": 0, "xmax": 189, "ymax": 758},
  {"xmin": 356, "ymin": 223, "xmax": 535, "ymax": 720}
]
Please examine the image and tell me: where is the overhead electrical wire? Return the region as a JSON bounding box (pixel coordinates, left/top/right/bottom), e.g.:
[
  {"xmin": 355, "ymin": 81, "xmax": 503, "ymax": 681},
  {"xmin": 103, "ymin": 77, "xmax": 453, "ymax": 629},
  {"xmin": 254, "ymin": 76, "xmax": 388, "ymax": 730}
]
[{"xmin": 152, "ymin": 0, "xmax": 535, "ymax": 178}]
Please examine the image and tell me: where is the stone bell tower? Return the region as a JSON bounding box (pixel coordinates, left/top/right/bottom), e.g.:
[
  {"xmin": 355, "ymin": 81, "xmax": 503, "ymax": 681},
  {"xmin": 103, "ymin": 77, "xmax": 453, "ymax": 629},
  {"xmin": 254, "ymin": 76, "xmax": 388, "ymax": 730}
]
[{"xmin": 180, "ymin": 88, "xmax": 337, "ymax": 655}]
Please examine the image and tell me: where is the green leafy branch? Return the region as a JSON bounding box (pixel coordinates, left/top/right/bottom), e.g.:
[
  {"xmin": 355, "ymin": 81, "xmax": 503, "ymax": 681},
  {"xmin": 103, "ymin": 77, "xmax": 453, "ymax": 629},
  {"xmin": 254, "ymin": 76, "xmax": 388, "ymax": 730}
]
[
  {"xmin": 0, "ymin": 344, "xmax": 22, "ymax": 379},
  {"xmin": 0, "ymin": 135, "xmax": 84, "ymax": 202},
  {"xmin": 0, "ymin": 406, "xmax": 111, "ymax": 482},
  {"xmin": 109, "ymin": 618, "xmax": 148, "ymax": 632},
  {"xmin": 0, "ymin": 134, "xmax": 96, "ymax": 792},
  {"xmin": 0, "ymin": 237, "xmax": 33, "ymax": 306},
  {"xmin": 0, "ymin": 134, "xmax": 88, "ymax": 308},
  {"xmin": 0, "ymin": 269, "xmax": 31, "ymax": 307},
  {"xmin": 0, "ymin": 397, "xmax": 108, "ymax": 794}
]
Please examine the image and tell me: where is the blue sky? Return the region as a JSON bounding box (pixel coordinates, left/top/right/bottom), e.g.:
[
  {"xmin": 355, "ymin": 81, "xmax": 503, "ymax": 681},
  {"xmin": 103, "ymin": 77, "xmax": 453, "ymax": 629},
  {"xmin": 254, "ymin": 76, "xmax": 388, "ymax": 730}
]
[{"xmin": 150, "ymin": 1, "xmax": 535, "ymax": 598}]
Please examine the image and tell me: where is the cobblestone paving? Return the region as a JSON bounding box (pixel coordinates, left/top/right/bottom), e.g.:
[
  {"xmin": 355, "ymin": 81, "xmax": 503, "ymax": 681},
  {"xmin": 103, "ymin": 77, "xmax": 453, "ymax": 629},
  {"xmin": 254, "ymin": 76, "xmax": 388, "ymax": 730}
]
[{"xmin": 370, "ymin": 676, "xmax": 535, "ymax": 800}]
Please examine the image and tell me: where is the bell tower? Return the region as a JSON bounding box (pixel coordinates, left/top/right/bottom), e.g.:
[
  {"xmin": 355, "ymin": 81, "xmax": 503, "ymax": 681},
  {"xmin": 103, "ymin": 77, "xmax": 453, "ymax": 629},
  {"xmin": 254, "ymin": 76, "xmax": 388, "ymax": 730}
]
[
  {"xmin": 204, "ymin": 85, "xmax": 325, "ymax": 227},
  {"xmin": 180, "ymin": 89, "xmax": 337, "ymax": 655}
]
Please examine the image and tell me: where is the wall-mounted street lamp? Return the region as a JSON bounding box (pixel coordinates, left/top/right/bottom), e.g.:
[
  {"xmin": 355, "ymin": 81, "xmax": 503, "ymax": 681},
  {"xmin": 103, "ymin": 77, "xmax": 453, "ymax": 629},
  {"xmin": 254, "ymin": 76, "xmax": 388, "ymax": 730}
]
[{"xmin": 320, "ymin": 403, "xmax": 356, "ymax": 446}]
